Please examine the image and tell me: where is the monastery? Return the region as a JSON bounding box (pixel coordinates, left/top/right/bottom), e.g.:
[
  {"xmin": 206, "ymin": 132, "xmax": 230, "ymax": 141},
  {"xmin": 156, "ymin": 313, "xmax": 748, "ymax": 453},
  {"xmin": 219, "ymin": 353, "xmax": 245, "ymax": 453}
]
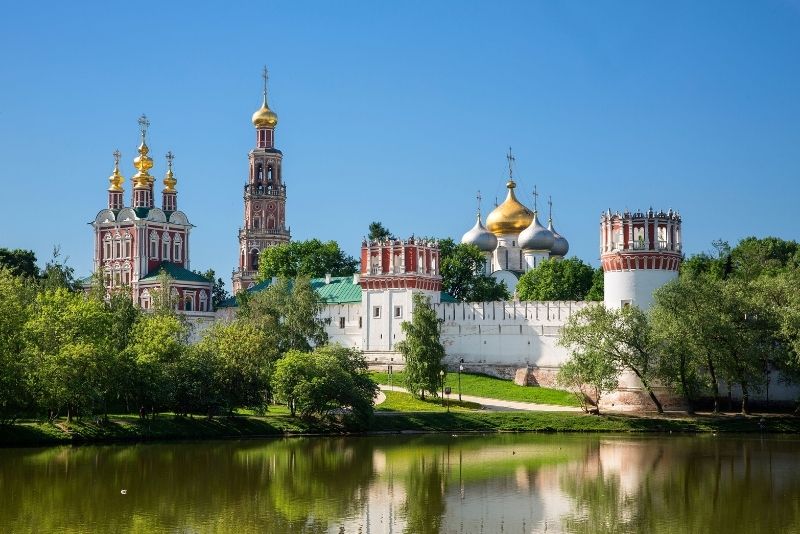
[{"xmin": 87, "ymin": 72, "xmax": 795, "ymax": 406}]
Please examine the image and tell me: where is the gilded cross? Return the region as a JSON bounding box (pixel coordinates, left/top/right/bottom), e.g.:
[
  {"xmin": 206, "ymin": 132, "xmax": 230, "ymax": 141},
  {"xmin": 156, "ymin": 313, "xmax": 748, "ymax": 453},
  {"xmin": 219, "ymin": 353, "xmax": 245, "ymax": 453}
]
[
  {"xmin": 166, "ymin": 151, "xmax": 175, "ymax": 171},
  {"xmin": 506, "ymin": 147, "xmax": 515, "ymax": 180},
  {"xmin": 138, "ymin": 114, "xmax": 150, "ymax": 140},
  {"xmin": 262, "ymin": 65, "xmax": 269, "ymax": 96},
  {"xmin": 112, "ymin": 149, "xmax": 121, "ymax": 166}
]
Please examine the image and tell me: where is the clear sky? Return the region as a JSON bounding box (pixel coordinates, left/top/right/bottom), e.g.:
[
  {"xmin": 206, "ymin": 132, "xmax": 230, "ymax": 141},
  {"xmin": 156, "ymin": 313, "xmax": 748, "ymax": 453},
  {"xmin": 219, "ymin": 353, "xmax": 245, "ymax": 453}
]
[{"xmin": 2, "ymin": 1, "xmax": 799, "ymax": 289}]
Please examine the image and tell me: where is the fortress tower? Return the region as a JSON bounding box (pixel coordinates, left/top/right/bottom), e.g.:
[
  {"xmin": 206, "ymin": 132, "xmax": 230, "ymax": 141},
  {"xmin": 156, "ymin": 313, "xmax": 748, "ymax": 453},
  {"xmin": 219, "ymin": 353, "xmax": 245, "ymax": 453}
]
[
  {"xmin": 232, "ymin": 67, "xmax": 290, "ymax": 293},
  {"xmin": 600, "ymin": 208, "xmax": 682, "ymax": 309}
]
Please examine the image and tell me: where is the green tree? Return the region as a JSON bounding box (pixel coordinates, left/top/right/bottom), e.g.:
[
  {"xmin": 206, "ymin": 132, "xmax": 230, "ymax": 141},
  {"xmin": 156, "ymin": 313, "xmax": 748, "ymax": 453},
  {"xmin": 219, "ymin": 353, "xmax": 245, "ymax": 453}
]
[
  {"xmin": 272, "ymin": 344, "xmax": 377, "ymax": 422},
  {"xmin": 729, "ymin": 236, "xmax": 799, "ymax": 280},
  {"xmin": 126, "ymin": 312, "xmax": 189, "ymax": 415},
  {"xmin": 240, "ymin": 276, "xmax": 327, "ymax": 354},
  {"xmin": 438, "ymin": 238, "xmax": 508, "ymax": 302},
  {"xmin": 258, "ymin": 239, "xmax": 358, "ymax": 280},
  {"xmin": 556, "ymin": 349, "xmax": 618, "ymax": 414},
  {"xmin": 396, "ymin": 293, "xmax": 445, "ymax": 399},
  {"xmin": 586, "ymin": 267, "xmax": 604, "ymax": 301},
  {"xmin": 195, "ymin": 268, "xmax": 230, "ymax": 309},
  {"xmin": 0, "ymin": 269, "xmax": 36, "ymax": 422},
  {"xmin": 24, "ymin": 288, "xmax": 113, "ymax": 420},
  {"xmin": 0, "ymin": 248, "xmax": 38, "ymax": 279},
  {"xmin": 368, "ymin": 221, "xmax": 393, "ymax": 241},
  {"xmin": 39, "ymin": 246, "xmax": 76, "ymax": 292},
  {"xmin": 196, "ymin": 319, "xmax": 278, "ymax": 411},
  {"xmin": 559, "ymin": 304, "xmax": 664, "ymax": 413},
  {"xmin": 516, "ymin": 257, "xmax": 597, "ymax": 301}
]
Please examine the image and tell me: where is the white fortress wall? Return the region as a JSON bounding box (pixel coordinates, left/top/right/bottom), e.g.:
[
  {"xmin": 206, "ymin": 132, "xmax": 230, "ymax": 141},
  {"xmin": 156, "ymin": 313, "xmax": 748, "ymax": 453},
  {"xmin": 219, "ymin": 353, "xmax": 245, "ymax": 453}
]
[{"xmin": 320, "ymin": 302, "xmax": 363, "ymax": 350}]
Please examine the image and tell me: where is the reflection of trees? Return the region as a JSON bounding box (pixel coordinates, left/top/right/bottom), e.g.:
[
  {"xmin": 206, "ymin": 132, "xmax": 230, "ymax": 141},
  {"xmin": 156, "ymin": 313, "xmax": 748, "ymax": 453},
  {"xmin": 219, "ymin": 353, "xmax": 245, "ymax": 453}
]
[
  {"xmin": 0, "ymin": 438, "xmax": 376, "ymax": 533},
  {"xmin": 402, "ymin": 451, "xmax": 447, "ymax": 534},
  {"xmin": 560, "ymin": 437, "xmax": 800, "ymax": 534}
]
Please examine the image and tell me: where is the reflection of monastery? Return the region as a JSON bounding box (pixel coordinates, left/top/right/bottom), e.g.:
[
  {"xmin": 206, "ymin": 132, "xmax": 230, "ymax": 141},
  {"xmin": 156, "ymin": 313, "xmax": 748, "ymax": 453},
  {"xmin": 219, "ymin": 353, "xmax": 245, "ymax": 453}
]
[{"xmin": 89, "ymin": 73, "xmax": 794, "ymax": 405}]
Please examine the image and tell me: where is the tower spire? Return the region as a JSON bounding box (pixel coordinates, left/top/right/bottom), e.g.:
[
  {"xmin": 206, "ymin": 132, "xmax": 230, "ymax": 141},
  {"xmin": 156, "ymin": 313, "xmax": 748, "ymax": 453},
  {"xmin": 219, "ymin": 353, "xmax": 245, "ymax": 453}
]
[
  {"xmin": 162, "ymin": 151, "xmax": 178, "ymax": 212},
  {"xmin": 262, "ymin": 65, "xmax": 269, "ymax": 106},
  {"xmin": 107, "ymin": 149, "xmax": 125, "ymax": 210},
  {"xmin": 132, "ymin": 114, "xmax": 155, "ymax": 209}
]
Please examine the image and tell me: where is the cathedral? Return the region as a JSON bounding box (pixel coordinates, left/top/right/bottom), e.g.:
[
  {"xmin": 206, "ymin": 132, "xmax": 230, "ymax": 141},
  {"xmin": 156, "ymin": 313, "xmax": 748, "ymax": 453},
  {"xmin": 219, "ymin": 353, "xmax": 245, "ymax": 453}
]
[
  {"xmin": 89, "ymin": 115, "xmax": 214, "ymax": 316},
  {"xmin": 460, "ymin": 151, "xmax": 570, "ymax": 295}
]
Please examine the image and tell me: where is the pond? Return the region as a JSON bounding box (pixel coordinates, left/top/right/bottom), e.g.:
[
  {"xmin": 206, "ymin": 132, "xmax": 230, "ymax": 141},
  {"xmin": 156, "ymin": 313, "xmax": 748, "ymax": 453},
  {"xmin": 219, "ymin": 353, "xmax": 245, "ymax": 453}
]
[{"xmin": 1, "ymin": 433, "xmax": 797, "ymax": 533}]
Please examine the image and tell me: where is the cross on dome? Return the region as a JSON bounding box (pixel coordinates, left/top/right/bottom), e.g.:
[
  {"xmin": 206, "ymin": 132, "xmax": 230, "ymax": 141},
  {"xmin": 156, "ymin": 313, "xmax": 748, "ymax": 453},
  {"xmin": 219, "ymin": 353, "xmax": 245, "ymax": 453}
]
[
  {"xmin": 138, "ymin": 114, "xmax": 150, "ymax": 141},
  {"xmin": 506, "ymin": 147, "xmax": 515, "ymax": 180},
  {"xmin": 532, "ymin": 185, "xmax": 539, "ymax": 212}
]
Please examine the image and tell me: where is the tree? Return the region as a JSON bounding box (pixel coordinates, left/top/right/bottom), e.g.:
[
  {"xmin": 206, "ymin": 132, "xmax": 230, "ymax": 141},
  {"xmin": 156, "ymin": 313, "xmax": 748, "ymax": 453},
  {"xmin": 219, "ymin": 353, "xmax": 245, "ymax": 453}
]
[
  {"xmin": 586, "ymin": 267, "xmax": 604, "ymax": 301},
  {"xmin": 559, "ymin": 304, "xmax": 665, "ymax": 413},
  {"xmin": 0, "ymin": 248, "xmax": 38, "ymax": 279},
  {"xmin": 272, "ymin": 344, "xmax": 377, "ymax": 422},
  {"xmin": 195, "ymin": 268, "xmax": 230, "ymax": 309},
  {"xmin": 396, "ymin": 293, "xmax": 445, "ymax": 399},
  {"xmin": 0, "ymin": 269, "xmax": 36, "ymax": 422},
  {"xmin": 23, "ymin": 288, "xmax": 113, "ymax": 420},
  {"xmin": 516, "ymin": 257, "xmax": 597, "ymax": 301},
  {"xmin": 258, "ymin": 239, "xmax": 358, "ymax": 281},
  {"xmin": 438, "ymin": 238, "xmax": 508, "ymax": 302},
  {"xmin": 368, "ymin": 221, "xmax": 393, "ymax": 241},
  {"xmin": 39, "ymin": 246, "xmax": 76, "ymax": 292},
  {"xmin": 240, "ymin": 276, "xmax": 328, "ymax": 353},
  {"xmin": 196, "ymin": 319, "xmax": 278, "ymax": 411},
  {"xmin": 557, "ymin": 349, "xmax": 619, "ymax": 414}
]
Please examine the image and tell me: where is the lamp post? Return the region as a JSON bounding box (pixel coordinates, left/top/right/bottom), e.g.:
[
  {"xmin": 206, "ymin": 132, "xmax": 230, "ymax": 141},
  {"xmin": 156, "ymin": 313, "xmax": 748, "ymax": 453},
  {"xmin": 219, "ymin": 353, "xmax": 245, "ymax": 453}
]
[
  {"xmin": 440, "ymin": 369, "xmax": 445, "ymax": 409},
  {"xmin": 458, "ymin": 358, "xmax": 464, "ymax": 402},
  {"xmin": 388, "ymin": 363, "xmax": 393, "ymax": 390}
]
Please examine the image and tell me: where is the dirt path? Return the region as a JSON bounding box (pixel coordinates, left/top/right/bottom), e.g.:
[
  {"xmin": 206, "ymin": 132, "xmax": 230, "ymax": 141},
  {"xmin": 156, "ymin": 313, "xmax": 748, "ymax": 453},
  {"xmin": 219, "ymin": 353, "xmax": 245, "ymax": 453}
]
[{"xmin": 377, "ymin": 385, "xmax": 582, "ymax": 412}]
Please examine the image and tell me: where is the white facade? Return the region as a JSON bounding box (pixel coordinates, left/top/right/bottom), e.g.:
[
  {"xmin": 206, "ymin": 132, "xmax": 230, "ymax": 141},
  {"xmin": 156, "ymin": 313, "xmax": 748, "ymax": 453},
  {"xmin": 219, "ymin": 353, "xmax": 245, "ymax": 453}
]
[{"xmin": 604, "ymin": 270, "xmax": 678, "ymax": 310}]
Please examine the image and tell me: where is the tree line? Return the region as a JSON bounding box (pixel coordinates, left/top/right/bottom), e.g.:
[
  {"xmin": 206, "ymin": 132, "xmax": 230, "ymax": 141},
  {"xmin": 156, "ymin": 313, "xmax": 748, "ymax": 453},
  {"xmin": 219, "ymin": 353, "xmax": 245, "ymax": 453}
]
[
  {"xmin": 0, "ymin": 259, "xmax": 376, "ymax": 424},
  {"xmin": 557, "ymin": 237, "xmax": 800, "ymax": 414}
]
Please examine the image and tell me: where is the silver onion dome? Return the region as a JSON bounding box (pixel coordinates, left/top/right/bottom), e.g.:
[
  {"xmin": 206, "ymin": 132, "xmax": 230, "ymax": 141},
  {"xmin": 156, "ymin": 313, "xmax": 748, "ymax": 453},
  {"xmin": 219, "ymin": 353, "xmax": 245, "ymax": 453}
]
[
  {"xmin": 548, "ymin": 219, "xmax": 569, "ymax": 257},
  {"xmin": 461, "ymin": 214, "xmax": 498, "ymax": 252},
  {"xmin": 518, "ymin": 211, "xmax": 555, "ymax": 251}
]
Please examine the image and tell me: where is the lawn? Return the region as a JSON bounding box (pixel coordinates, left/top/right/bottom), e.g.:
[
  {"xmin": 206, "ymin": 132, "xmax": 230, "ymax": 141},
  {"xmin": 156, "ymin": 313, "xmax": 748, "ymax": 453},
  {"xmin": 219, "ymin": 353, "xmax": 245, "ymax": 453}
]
[
  {"xmin": 371, "ymin": 370, "xmax": 580, "ymax": 407},
  {"xmin": 376, "ymin": 390, "xmax": 482, "ymax": 412}
]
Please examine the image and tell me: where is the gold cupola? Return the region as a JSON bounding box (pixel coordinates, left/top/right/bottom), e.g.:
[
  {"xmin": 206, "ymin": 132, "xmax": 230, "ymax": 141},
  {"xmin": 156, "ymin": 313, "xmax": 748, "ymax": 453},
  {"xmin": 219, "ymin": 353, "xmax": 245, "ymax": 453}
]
[
  {"xmin": 132, "ymin": 114, "xmax": 154, "ymax": 187},
  {"xmin": 252, "ymin": 66, "xmax": 278, "ymax": 129},
  {"xmin": 163, "ymin": 151, "xmax": 177, "ymax": 192},
  {"xmin": 108, "ymin": 149, "xmax": 124, "ymax": 191},
  {"xmin": 485, "ymin": 179, "xmax": 534, "ymax": 236}
]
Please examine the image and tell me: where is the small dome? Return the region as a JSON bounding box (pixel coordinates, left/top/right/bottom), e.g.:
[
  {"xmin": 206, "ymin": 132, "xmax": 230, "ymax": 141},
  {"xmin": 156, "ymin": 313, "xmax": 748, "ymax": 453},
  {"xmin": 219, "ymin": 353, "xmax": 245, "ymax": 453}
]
[
  {"xmin": 485, "ymin": 180, "xmax": 534, "ymax": 236},
  {"xmin": 548, "ymin": 219, "xmax": 569, "ymax": 257},
  {"xmin": 519, "ymin": 211, "xmax": 554, "ymax": 251},
  {"xmin": 461, "ymin": 214, "xmax": 498, "ymax": 252},
  {"xmin": 252, "ymin": 95, "xmax": 278, "ymax": 129}
]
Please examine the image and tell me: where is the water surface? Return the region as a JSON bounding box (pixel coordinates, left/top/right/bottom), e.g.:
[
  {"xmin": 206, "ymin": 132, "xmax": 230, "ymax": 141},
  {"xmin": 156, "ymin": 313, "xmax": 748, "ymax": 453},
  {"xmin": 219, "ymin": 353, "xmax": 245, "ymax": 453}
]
[{"xmin": 1, "ymin": 433, "xmax": 798, "ymax": 533}]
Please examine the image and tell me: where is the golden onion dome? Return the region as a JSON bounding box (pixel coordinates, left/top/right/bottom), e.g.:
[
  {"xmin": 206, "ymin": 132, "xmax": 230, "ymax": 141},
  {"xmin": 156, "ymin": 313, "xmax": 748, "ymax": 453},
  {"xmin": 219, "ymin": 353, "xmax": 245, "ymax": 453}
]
[
  {"xmin": 252, "ymin": 95, "xmax": 278, "ymax": 129},
  {"xmin": 132, "ymin": 141, "xmax": 154, "ymax": 187},
  {"xmin": 108, "ymin": 150, "xmax": 124, "ymax": 192},
  {"xmin": 485, "ymin": 180, "xmax": 534, "ymax": 236}
]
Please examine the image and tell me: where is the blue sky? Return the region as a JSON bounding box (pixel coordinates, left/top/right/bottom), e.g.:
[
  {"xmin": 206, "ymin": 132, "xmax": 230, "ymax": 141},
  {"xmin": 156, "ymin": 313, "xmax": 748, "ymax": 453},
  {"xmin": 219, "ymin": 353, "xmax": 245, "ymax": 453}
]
[{"xmin": 2, "ymin": 1, "xmax": 799, "ymax": 289}]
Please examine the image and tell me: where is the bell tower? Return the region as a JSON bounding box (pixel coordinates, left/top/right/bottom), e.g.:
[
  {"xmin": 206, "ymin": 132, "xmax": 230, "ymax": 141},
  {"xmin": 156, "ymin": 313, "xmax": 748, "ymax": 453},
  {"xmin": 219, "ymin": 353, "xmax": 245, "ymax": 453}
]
[{"xmin": 232, "ymin": 67, "xmax": 290, "ymax": 293}]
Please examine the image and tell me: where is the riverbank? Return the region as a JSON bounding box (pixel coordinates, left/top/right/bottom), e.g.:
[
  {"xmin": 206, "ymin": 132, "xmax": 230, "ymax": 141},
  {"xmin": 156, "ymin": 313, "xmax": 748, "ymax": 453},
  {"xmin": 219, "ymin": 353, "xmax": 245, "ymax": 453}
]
[{"xmin": 2, "ymin": 410, "xmax": 799, "ymax": 447}]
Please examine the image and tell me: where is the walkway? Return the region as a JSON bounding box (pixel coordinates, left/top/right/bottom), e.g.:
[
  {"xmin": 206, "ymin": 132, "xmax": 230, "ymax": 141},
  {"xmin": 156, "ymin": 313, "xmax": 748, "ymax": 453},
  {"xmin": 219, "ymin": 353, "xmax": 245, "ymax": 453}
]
[{"xmin": 377, "ymin": 385, "xmax": 582, "ymax": 412}]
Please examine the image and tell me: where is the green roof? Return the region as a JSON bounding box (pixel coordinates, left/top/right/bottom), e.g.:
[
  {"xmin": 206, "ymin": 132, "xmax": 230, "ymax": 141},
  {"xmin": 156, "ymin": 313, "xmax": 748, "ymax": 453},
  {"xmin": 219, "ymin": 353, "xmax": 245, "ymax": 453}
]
[
  {"xmin": 140, "ymin": 261, "xmax": 211, "ymax": 284},
  {"xmin": 219, "ymin": 275, "xmax": 457, "ymax": 308}
]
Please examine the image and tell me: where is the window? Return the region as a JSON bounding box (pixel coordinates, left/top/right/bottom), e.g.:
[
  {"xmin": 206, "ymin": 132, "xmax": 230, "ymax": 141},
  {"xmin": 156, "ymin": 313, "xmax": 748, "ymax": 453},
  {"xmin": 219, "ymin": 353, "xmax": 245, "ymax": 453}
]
[
  {"xmin": 394, "ymin": 306, "xmax": 402, "ymax": 319},
  {"xmin": 114, "ymin": 238, "xmax": 121, "ymax": 259},
  {"xmin": 103, "ymin": 235, "xmax": 112, "ymax": 259},
  {"xmin": 174, "ymin": 242, "xmax": 181, "ymax": 262},
  {"xmin": 339, "ymin": 317, "xmax": 345, "ymax": 329},
  {"xmin": 372, "ymin": 306, "xmax": 381, "ymax": 318},
  {"xmin": 358, "ymin": 317, "xmax": 363, "ymax": 329},
  {"xmin": 199, "ymin": 291, "xmax": 208, "ymax": 312},
  {"xmin": 124, "ymin": 236, "xmax": 131, "ymax": 258},
  {"xmin": 184, "ymin": 297, "xmax": 193, "ymax": 311},
  {"xmin": 162, "ymin": 242, "xmax": 169, "ymax": 260},
  {"xmin": 150, "ymin": 234, "xmax": 158, "ymax": 258}
]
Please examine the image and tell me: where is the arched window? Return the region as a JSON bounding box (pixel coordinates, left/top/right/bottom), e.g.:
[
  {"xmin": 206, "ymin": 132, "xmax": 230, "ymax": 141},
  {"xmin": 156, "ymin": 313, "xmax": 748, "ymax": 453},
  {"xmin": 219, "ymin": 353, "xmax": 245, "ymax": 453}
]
[
  {"xmin": 250, "ymin": 249, "xmax": 260, "ymax": 271},
  {"xmin": 267, "ymin": 166, "xmax": 273, "ymax": 182},
  {"xmin": 257, "ymin": 164, "xmax": 263, "ymax": 183},
  {"xmin": 199, "ymin": 291, "xmax": 208, "ymax": 312},
  {"xmin": 103, "ymin": 234, "xmax": 112, "ymax": 259},
  {"xmin": 253, "ymin": 217, "xmax": 261, "ymax": 229},
  {"xmin": 140, "ymin": 289, "xmax": 151, "ymax": 309},
  {"xmin": 266, "ymin": 216, "xmax": 274, "ymax": 230},
  {"xmin": 162, "ymin": 233, "xmax": 171, "ymax": 261},
  {"xmin": 114, "ymin": 235, "xmax": 122, "ymax": 259},
  {"xmin": 123, "ymin": 235, "xmax": 132, "ymax": 257},
  {"xmin": 150, "ymin": 232, "xmax": 159, "ymax": 259},
  {"xmin": 184, "ymin": 296, "xmax": 193, "ymax": 311},
  {"xmin": 173, "ymin": 236, "xmax": 182, "ymax": 262}
]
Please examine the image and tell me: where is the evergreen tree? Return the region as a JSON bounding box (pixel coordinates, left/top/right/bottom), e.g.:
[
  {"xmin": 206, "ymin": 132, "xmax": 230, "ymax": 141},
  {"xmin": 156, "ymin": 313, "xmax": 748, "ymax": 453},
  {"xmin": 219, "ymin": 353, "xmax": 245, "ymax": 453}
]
[
  {"xmin": 396, "ymin": 293, "xmax": 445, "ymax": 399},
  {"xmin": 368, "ymin": 221, "xmax": 393, "ymax": 241}
]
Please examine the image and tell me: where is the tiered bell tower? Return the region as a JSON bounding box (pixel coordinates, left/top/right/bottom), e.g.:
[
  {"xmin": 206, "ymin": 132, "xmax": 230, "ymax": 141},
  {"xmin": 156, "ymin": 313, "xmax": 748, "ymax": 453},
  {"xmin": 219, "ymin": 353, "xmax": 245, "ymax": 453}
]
[{"xmin": 232, "ymin": 67, "xmax": 290, "ymax": 293}]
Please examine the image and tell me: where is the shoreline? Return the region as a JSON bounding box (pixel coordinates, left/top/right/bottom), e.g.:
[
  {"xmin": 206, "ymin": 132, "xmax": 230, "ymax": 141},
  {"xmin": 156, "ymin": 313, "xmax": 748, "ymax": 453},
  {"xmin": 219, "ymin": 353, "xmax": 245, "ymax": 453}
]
[{"xmin": 2, "ymin": 411, "xmax": 799, "ymax": 448}]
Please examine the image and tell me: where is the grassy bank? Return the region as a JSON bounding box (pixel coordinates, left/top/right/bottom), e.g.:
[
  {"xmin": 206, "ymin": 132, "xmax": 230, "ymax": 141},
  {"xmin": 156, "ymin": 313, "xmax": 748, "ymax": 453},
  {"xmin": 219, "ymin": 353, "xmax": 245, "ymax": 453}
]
[
  {"xmin": 2, "ymin": 410, "xmax": 799, "ymax": 447},
  {"xmin": 371, "ymin": 370, "xmax": 580, "ymax": 407}
]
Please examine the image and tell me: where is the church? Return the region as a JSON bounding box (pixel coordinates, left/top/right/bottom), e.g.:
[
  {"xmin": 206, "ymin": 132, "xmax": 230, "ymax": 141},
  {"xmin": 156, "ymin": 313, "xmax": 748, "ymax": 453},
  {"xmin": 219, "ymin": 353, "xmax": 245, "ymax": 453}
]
[{"xmin": 88, "ymin": 115, "xmax": 215, "ymax": 319}]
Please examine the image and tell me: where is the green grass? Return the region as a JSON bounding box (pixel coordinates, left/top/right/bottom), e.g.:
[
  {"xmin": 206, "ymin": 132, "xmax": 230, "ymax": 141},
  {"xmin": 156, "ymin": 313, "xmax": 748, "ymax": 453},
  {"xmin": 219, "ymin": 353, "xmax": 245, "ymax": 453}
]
[
  {"xmin": 2, "ymin": 411, "xmax": 799, "ymax": 447},
  {"xmin": 372, "ymin": 371, "xmax": 580, "ymax": 407},
  {"xmin": 376, "ymin": 390, "xmax": 482, "ymax": 412}
]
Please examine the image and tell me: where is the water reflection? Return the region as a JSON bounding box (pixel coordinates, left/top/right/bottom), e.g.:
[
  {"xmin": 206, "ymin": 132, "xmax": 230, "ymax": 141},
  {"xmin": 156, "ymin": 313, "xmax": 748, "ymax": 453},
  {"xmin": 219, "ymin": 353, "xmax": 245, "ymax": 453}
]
[{"xmin": 1, "ymin": 434, "xmax": 798, "ymax": 533}]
